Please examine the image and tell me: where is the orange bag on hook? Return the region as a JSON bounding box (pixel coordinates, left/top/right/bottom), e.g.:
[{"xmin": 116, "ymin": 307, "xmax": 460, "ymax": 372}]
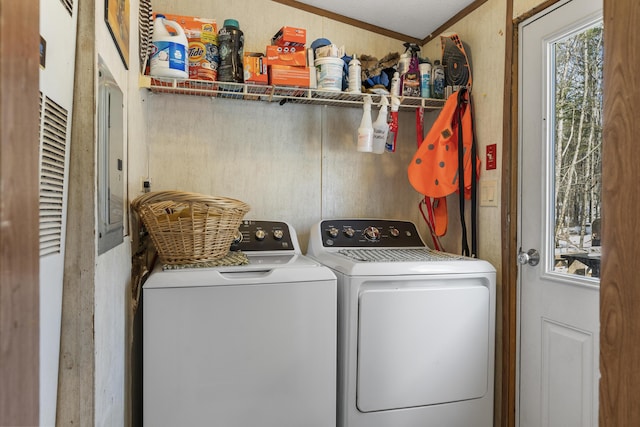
[{"xmin": 408, "ymin": 88, "xmax": 480, "ymax": 256}]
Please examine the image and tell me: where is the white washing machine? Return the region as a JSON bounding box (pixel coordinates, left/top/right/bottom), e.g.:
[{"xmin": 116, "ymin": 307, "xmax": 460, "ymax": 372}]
[
  {"xmin": 143, "ymin": 220, "xmax": 337, "ymax": 427},
  {"xmin": 307, "ymin": 219, "xmax": 496, "ymax": 427}
]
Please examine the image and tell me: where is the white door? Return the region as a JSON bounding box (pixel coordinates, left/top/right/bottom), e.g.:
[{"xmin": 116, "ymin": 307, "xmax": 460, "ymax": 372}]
[{"xmin": 518, "ymin": 0, "xmax": 602, "ymax": 426}]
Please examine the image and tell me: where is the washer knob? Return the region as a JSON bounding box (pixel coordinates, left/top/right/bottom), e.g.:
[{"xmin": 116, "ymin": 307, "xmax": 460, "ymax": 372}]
[
  {"xmin": 328, "ymin": 227, "xmax": 339, "ymax": 238},
  {"xmin": 273, "ymin": 229, "xmax": 284, "ymax": 240},
  {"xmin": 344, "ymin": 227, "xmax": 355, "ymax": 238},
  {"xmin": 390, "ymin": 228, "xmax": 400, "ymax": 237},
  {"xmin": 364, "ymin": 226, "xmax": 380, "ymax": 241},
  {"xmin": 232, "ymin": 230, "xmax": 243, "ymax": 244},
  {"xmin": 255, "ymin": 229, "xmax": 267, "ymax": 241}
]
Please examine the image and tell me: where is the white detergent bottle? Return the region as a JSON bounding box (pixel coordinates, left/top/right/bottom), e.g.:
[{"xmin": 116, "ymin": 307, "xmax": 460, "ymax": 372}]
[
  {"xmin": 390, "ymin": 72, "xmax": 400, "ymax": 97},
  {"xmin": 348, "ymin": 54, "xmax": 361, "ymax": 93},
  {"xmin": 372, "ymin": 97, "xmax": 389, "ymax": 154},
  {"xmin": 357, "ymin": 95, "xmax": 374, "ymax": 152},
  {"xmin": 150, "ymin": 14, "xmax": 189, "ymax": 79}
]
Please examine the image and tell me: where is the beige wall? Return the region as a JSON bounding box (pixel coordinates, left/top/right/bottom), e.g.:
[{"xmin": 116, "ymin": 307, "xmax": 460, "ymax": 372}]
[
  {"xmin": 142, "ymin": 0, "xmax": 438, "ymax": 249},
  {"xmin": 421, "ymin": 0, "xmax": 507, "ymax": 272},
  {"xmin": 420, "ymin": 1, "xmax": 509, "ymax": 424},
  {"xmin": 93, "ymin": 0, "xmax": 136, "ymax": 425},
  {"xmin": 514, "ymin": 0, "xmax": 548, "ymax": 18}
]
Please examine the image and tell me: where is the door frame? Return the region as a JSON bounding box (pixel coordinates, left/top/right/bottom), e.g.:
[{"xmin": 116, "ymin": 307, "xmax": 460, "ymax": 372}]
[
  {"xmin": 0, "ymin": 0, "xmax": 40, "ymax": 425},
  {"xmin": 503, "ymin": 0, "xmax": 640, "ymax": 426},
  {"xmin": 501, "ymin": 1, "xmax": 565, "ymax": 426}
]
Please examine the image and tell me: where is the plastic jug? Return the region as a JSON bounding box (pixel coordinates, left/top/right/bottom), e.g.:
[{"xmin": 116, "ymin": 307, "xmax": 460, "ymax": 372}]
[
  {"xmin": 217, "ymin": 19, "xmax": 244, "ymax": 83},
  {"xmin": 150, "ymin": 14, "xmax": 189, "ymax": 79}
]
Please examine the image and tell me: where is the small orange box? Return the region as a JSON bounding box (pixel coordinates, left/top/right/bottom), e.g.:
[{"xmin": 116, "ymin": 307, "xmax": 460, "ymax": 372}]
[
  {"xmin": 269, "ymin": 65, "xmax": 310, "ymax": 88},
  {"xmin": 265, "ymin": 45, "xmax": 307, "ymax": 67},
  {"xmin": 271, "ymin": 26, "xmax": 306, "ymax": 47},
  {"xmin": 243, "ymin": 53, "xmax": 268, "ymax": 84}
]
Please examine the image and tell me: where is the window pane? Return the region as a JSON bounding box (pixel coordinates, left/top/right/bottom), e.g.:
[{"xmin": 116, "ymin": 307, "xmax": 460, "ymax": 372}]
[{"xmin": 552, "ymin": 22, "xmax": 603, "ymax": 279}]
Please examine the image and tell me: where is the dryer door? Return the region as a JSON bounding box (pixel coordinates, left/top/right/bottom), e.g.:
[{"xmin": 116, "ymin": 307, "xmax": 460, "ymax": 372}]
[{"xmin": 356, "ymin": 279, "xmax": 491, "ymax": 412}]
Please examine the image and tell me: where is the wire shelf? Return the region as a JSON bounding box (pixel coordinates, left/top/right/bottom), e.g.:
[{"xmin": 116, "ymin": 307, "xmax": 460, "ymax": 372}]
[{"xmin": 141, "ymin": 75, "xmax": 446, "ymax": 111}]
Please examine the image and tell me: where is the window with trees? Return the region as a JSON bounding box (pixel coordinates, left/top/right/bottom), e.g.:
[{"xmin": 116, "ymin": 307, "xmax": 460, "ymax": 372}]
[{"xmin": 553, "ymin": 21, "xmax": 603, "ymax": 278}]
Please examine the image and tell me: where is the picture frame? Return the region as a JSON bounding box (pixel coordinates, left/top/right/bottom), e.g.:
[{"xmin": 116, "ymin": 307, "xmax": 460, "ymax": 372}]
[{"xmin": 105, "ymin": 0, "xmax": 130, "ymax": 69}]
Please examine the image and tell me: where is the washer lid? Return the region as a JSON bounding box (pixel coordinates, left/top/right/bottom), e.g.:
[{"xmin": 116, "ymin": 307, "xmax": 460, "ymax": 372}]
[
  {"xmin": 308, "ymin": 249, "xmax": 495, "ymax": 276},
  {"xmin": 143, "ymin": 254, "xmax": 336, "ymax": 289}
]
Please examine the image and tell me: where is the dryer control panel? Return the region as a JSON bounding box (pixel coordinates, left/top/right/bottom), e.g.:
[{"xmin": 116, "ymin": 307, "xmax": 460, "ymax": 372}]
[
  {"xmin": 230, "ymin": 220, "xmax": 296, "ymax": 252},
  {"xmin": 319, "ymin": 219, "xmax": 425, "ymax": 248}
]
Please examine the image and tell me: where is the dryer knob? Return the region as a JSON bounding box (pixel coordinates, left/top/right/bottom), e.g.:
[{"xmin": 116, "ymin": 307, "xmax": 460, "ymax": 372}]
[
  {"xmin": 344, "ymin": 227, "xmax": 355, "ymax": 238},
  {"xmin": 273, "ymin": 229, "xmax": 284, "ymax": 240},
  {"xmin": 389, "ymin": 228, "xmax": 400, "ymax": 237},
  {"xmin": 328, "ymin": 227, "xmax": 339, "ymax": 238},
  {"xmin": 255, "ymin": 229, "xmax": 267, "ymax": 241},
  {"xmin": 364, "ymin": 226, "xmax": 380, "ymax": 241}
]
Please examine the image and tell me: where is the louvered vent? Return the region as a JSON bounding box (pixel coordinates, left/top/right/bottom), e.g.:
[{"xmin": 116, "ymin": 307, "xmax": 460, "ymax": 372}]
[
  {"xmin": 39, "ymin": 96, "xmax": 68, "ymax": 257},
  {"xmin": 60, "ymin": 0, "xmax": 73, "ymax": 16}
]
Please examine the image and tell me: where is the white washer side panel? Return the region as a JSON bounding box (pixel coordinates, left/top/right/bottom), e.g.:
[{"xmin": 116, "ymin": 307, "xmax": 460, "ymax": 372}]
[
  {"xmin": 143, "ymin": 279, "xmax": 336, "ymax": 427},
  {"xmin": 357, "ymin": 285, "xmax": 490, "ymax": 412}
]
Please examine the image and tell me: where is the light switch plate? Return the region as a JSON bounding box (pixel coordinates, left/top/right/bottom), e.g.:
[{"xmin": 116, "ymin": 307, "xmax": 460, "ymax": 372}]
[{"xmin": 480, "ymin": 179, "xmax": 499, "ymax": 207}]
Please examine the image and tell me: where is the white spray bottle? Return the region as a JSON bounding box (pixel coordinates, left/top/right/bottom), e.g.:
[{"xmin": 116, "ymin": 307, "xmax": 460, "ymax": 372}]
[
  {"xmin": 372, "ymin": 97, "xmax": 389, "ymax": 154},
  {"xmin": 357, "ymin": 95, "xmax": 374, "ymax": 152}
]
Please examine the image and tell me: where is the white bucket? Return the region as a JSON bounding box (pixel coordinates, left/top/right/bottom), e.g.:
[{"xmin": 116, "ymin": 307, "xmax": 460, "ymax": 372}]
[{"xmin": 315, "ymin": 57, "xmax": 344, "ymax": 91}]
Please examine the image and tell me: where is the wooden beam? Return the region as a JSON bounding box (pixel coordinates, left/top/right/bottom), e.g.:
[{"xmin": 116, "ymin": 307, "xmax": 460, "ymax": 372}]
[
  {"xmin": 600, "ymin": 0, "xmax": 640, "ymax": 424},
  {"xmin": 56, "ymin": 0, "xmax": 96, "ymax": 424},
  {"xmin": 501, "ymin": 0, "xmax": 517, "ymax": 424},
  {"xmin": 0, "ymin": 0, "xmax": 40, "ymax": 424}
]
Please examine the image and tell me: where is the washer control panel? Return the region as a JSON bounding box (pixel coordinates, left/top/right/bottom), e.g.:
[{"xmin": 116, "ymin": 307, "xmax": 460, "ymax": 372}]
[
  {"xmin": 230, "ymin": 220, "xmax": 295, "ymax": 251},
  {"xmin": 319, "ymin": 219, "xmax": 425, "ymax": 248}
]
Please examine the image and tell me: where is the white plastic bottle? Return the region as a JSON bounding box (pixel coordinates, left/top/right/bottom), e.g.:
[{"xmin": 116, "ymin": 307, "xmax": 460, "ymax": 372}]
[
  {"xmin": 372, "ymin": 97, "xmax": 389, "ymax": 154},
  {"xmin": 348, "ymin": 54, "xmax": 361, "ymax": 93},
  {"xmin": 419, "ymin": 62, "xmax": 432, "ymax": 98},
  {"xmin": 390, "ymin": 72, "xmax": 400, "ymax": 97},
  {"xmin": 357, "ymin": 95, "xmax": 374, "ymax": 152},
  {"xmin": 150, "ymin": 14, "xmax": 189, "ymax": 79},
  {"xmin": 398, "ymin": 52, "xmax": 411, "ymax": 76}
]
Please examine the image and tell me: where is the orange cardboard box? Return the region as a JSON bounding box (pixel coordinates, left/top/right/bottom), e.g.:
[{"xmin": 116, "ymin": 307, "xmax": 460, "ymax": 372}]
[
  {"xmin": 243, "ymin": 53, "xmax": 268, "ymax": 84},
  {"xmin": 269, "ymin": 65, "xmax": 310, "ymax": 88},
  {"xmin": 271, "ymin": 26, "xmax": 306, "ymax": 47},
  {"xmin": 265, "ymin": 45, "xmax": 307, "ymax": 67}
]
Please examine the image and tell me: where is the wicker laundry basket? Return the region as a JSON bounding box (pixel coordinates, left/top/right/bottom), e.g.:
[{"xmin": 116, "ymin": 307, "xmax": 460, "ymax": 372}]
[{"xmin": 132, "ymin": 190, "xmax": 250, "ymax": 265}]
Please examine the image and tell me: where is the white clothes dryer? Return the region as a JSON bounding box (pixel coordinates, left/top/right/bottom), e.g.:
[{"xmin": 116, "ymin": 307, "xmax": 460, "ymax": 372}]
[
  {"xmin": 307, "ymin": 219, "xmax": 496, "ymax": 427},
  {"xmin": 143, "ymin": 220, "xmax": 337, "ymax": 427}
]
